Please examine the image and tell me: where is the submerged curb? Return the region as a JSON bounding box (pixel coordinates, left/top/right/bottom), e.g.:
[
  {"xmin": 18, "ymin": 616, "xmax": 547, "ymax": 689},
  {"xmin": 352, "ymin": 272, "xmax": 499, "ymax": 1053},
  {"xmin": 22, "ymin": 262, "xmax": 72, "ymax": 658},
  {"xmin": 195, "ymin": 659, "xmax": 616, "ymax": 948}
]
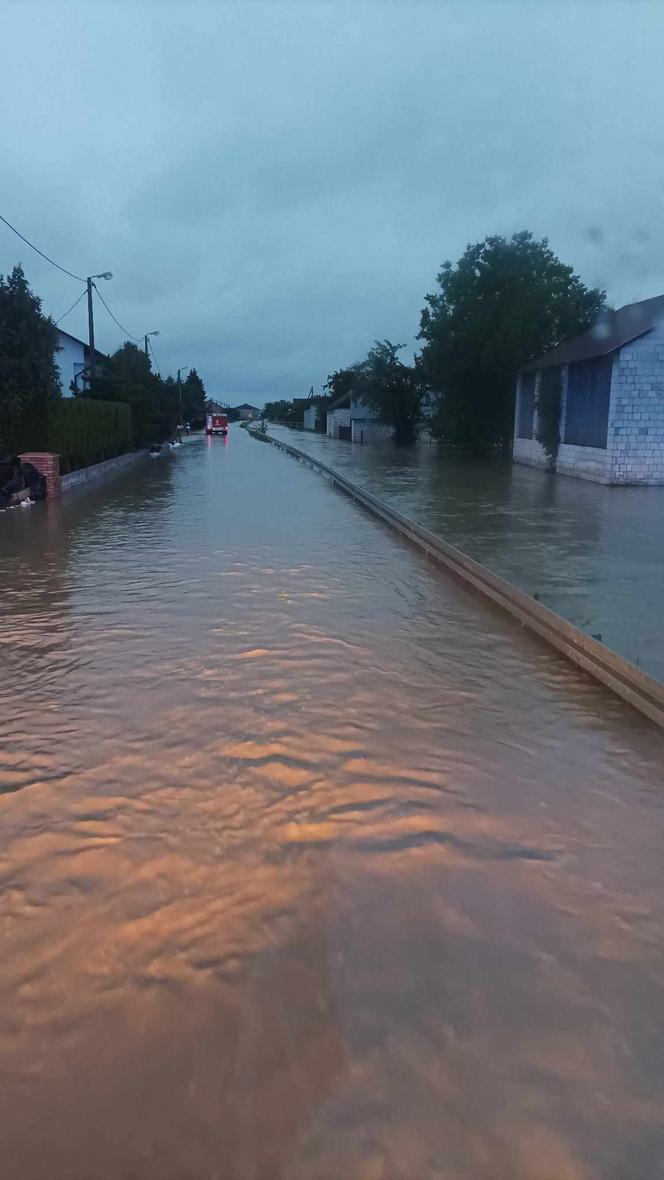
[{"xmin": 251, "ymin": 428, "xmax": 664, "ymax": 730}]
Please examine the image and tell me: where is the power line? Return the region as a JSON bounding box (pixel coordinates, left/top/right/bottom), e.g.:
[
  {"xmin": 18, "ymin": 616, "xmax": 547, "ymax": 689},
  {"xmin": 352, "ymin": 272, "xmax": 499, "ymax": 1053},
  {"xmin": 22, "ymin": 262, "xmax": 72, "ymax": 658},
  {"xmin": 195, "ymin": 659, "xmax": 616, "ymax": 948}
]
[
  {"xmin": 148, "ymin": 337, "xmax": 161, "ymax": 376},
  {"xmin": 0, "ymin": 211, "xmax": 85, "ymax": 282},
  {"xmin": 55, "ymin": 289, "xmax": 87, "ymax": 326},
  {"xmin": 93, "ymin": 283, "xmax": 141, "ymax": 341}
]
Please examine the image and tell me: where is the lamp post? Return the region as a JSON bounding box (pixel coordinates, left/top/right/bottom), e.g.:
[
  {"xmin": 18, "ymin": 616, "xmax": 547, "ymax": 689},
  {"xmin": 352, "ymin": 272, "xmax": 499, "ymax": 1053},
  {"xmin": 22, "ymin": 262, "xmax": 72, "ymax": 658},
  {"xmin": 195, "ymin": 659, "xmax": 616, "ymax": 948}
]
[
  {"xmin": 177, "ymin": 366, "xmax": 190, "ymax": 441},
  {"xmin": 144, "ymin": 330, "xmax": 159, "ymax": 357},
  {"xmin": 86, "ymin": 271, "xmax": 112, "ymax": 385}
]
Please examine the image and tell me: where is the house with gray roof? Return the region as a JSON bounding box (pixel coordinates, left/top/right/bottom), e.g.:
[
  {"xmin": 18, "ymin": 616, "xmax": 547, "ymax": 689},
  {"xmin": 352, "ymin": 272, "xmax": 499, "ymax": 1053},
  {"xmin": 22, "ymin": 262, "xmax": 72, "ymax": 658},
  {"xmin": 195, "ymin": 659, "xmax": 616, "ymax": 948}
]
[{"xmin": 513, "ymin": 296, "xmax": 664, "ymax": 484}]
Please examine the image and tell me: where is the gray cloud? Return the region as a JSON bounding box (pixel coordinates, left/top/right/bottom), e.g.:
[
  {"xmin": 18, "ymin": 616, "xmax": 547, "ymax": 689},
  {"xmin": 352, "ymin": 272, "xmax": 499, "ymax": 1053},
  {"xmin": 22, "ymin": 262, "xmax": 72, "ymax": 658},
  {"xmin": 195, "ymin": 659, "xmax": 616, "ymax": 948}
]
[{"xmin": 2, "ymin": 0, "xmax": 664, "ymax": 402}]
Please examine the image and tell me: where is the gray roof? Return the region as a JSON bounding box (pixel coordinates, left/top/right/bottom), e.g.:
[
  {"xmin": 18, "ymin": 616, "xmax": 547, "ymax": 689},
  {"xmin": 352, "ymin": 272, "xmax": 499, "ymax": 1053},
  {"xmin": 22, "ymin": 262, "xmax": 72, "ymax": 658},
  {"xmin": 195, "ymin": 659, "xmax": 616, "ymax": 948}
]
[{"xmin": 522, "ymin": 294, "xmax": 664, "ymax": 372}]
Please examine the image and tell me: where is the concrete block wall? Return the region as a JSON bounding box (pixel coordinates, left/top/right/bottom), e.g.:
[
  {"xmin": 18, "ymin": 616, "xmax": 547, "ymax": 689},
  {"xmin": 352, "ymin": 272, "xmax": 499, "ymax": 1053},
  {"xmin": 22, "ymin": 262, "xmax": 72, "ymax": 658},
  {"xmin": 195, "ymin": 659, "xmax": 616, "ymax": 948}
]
[
  {"xmin": 60, "ymin": 449, "xmax": 146, "ymax": 491},
  {"xmin": 608, "ymin": 328, "xmax": 664, "ymax": 485},
  {"xmin": 326, "ymin": 408, "xmax": 350, "ymax": 437},
  {"xmin": 351, "ymin": 418, "xmax": 393, "ymax": 443}
]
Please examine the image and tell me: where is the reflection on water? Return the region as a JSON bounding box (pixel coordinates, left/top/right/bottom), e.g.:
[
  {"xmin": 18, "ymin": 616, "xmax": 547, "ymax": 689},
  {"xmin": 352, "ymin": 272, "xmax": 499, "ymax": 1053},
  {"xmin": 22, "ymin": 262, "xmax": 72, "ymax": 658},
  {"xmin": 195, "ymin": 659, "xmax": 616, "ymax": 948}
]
[
  {"xmin": 1, "ymin": 429, "xmax": 664, "ymax": 1178},
  {"xmin": 271, "ymin": 426, "xmax": 664, "ymax": 683}
]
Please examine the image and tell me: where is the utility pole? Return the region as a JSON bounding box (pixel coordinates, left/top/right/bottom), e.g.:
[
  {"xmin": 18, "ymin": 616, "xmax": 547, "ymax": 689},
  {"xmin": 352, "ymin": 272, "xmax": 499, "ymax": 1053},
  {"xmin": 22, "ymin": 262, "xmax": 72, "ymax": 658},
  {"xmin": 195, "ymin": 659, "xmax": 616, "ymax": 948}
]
[
  {"xmin": 87, "ymin": 277, "xmax": 95, "ymax": 388},
  {"xmin": 144, "ymin": 335, "xmax": 149, "ymax": 356},
  {"xmin": 177, "ymin": 368, "xmax": 184, "ymax": 442},
  {"xmin": 177, "ymin": 366, "xmax": 191, "ymax": 442},
  {"xmin": 85, "ymin": 272, "xmax": 112, "ymax": 388}
]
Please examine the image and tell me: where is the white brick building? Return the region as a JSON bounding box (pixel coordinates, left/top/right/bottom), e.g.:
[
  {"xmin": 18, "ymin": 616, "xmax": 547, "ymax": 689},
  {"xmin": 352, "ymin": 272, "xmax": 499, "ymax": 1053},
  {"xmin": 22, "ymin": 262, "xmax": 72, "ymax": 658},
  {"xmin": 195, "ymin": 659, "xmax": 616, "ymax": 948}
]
[{"xmin": 513, "ymin": 296, "xmax": 664, "ymax": 485}]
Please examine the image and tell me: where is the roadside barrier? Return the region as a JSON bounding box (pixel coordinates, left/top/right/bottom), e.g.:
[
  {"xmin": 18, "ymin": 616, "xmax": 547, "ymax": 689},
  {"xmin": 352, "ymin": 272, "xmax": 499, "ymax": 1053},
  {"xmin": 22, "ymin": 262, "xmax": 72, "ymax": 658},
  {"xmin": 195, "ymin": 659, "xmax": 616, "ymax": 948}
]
[{"xmin": 251, "ymin": 428, "xmax": 664, "ymax": 730}]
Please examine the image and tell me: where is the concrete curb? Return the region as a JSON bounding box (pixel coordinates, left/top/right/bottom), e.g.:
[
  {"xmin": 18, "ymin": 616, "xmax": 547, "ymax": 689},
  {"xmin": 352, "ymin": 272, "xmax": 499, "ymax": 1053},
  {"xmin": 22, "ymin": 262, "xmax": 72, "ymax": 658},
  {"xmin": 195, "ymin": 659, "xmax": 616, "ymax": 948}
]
[{"xmin": 251, "ymin": 428, "xmax": 664, "ymax": 730}]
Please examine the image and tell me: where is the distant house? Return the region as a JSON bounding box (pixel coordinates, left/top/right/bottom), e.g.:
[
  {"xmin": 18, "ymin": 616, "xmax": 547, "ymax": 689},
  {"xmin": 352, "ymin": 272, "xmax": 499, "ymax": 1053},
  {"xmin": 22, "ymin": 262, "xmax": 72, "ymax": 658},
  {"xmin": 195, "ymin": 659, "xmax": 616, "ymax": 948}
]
[
  {"xmin": 233, "ymin": 403, "xmax": 261, "ymax": 420},
  {"xmin": 303, "ymin": 399, "xmax": 329, "ymax": 431},
  {"xmin": 303, "ymin": 404, "xmax": 317, "ymax": 431},
  {"xmin": 513, "ymin": 296, "xmax": 664, "ymax": 485},
  {"xmin": 350, "ymin": 396, "xmax": 392, "ymax": 444},
  {"xmin": 324, "ymin": 390, "xmax": 391, "ymax": 441},
  {"xmin": 326, "ymin": 391, "xmax": 352, "ymax": 439},
  {"xmin": 56, "ymin": 329, "xmax": 106, "ymax": 397}
]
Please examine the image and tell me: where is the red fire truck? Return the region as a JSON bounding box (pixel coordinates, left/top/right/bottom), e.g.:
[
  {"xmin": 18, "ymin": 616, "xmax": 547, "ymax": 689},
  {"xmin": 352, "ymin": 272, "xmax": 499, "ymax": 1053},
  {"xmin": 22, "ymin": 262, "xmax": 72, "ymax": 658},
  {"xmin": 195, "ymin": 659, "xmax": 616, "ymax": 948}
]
[{"xmin": 205, "ymin": 412, "xmax": 228, "ymax": 437}]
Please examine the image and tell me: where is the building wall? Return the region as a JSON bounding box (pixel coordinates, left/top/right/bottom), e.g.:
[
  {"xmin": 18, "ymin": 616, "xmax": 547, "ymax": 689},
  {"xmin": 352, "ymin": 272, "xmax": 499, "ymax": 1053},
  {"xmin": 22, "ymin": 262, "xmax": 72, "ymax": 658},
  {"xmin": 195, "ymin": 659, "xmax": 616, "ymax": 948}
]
[
  {"xmin": 351, "ymin": 418, "xmax": 393, "ymax": 443},
  {"xmin": 303, "ymin": 406, "xmax": 318, "ymax": 431},
  {"xmin": 326, "ymin": 408, "xmax": 351, "ymax": 437},
  {"xmin": 56, "ymin": 332, "xmax": 86, "ymax": 397},
  {"xmin": 514, "ymin": 363, "xmax": 612, "ymax": 483},
  {"xmin": 608, "ymin": 329, "xmax": 664, "ymax": 485},
  {"xmin": 349, "ymin": 395, "xmax": 391, "ymax": 442}
]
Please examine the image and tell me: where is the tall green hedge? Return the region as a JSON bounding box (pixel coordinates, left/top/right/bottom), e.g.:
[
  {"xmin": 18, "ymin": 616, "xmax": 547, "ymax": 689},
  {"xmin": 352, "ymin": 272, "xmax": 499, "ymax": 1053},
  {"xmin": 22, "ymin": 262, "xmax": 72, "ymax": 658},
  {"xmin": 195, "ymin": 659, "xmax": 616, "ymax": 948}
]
[{"xmin": 47, "ymin": 397, "xmax": 133, "ymax": 474}]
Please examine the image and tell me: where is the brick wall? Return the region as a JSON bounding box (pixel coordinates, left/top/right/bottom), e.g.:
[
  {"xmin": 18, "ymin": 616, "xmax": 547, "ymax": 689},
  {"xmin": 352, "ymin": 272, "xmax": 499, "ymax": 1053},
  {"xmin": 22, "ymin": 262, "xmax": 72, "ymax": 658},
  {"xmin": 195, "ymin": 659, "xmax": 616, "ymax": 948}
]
[
  {"xmin": 608, "ymin": 328, "xmax": 664, "ymax": 485},
  {"xmin": 19, "ymin": 452, "xmax": 61, "ymax": 498}
]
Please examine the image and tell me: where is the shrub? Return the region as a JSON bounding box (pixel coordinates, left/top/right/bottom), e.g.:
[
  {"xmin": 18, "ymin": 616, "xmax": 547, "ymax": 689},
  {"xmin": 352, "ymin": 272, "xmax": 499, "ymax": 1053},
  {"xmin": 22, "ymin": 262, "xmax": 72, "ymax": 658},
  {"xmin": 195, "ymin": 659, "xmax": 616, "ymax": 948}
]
[{"xmin": 47, "ymin": 397, "xmax": 133, "ymax": 474}]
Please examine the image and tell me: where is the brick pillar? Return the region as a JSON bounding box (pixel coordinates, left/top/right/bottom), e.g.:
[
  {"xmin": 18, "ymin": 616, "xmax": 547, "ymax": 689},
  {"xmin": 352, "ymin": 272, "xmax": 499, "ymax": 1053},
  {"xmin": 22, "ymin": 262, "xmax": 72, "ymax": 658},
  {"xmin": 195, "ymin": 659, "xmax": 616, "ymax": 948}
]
[{"xmin": 19, "ymin": 452, "xmax": 61, "ymax": 499}]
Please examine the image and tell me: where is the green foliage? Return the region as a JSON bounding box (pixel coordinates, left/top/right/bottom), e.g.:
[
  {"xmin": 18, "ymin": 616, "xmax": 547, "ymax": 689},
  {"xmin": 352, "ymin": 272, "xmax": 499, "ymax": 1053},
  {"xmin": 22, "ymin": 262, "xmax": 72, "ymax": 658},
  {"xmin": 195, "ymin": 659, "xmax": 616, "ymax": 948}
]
[
  {"xmin": 47, "ymin": 398, "xmax": 132, "ymax": 474},
  {"xmin": 86, "ymin": 342, "xmax": 155, "ymax": 444},
  {"xmin": 182, "ymin": 368, "xmax": 206, "ymax": 426},
  {"xmin": 87, "ymin": 342, "xmax": 184, "ymax": 445},
  {"xmin": 325, "ymin": 367, "xmax": 359, "ymax": 403},
  {"xmin": 264, "ymin": 399, "xmax": 299, "ymax": 422},
  {"xmin": 535, "ymin": 367, "xmax": 562, "ymax": 470},
  {"xmin": 355, "ymin": 340, "xmax": 424, "ymax": 445},
  {"xmin": 0, "ymin": 264, "xmax": 61, "ymax": 454},
  {"xmin": 418, "ymin": 231, "xmax": 606, "ymax": 453}
]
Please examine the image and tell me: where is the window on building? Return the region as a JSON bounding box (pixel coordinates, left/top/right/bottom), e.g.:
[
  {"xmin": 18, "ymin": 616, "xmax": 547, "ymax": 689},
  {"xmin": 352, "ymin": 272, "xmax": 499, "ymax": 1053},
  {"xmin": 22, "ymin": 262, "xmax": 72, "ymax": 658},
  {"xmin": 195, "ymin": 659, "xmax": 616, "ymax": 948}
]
[
  {"xmin": 564, "ymin": 355, "xmax": 613, "ymax": 448},
  {"xmin": 517, "ymin": 371, "xmax": 536, "ymax": 438}
]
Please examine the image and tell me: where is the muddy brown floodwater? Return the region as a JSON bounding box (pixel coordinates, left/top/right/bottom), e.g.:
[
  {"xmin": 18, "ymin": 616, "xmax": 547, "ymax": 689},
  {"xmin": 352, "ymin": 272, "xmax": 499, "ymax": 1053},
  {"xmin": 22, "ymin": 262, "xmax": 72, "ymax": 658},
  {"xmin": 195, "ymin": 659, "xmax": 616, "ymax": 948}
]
[{"xmin": 1, "ymin": 427, "xmax": 664, "ymax": 1180}]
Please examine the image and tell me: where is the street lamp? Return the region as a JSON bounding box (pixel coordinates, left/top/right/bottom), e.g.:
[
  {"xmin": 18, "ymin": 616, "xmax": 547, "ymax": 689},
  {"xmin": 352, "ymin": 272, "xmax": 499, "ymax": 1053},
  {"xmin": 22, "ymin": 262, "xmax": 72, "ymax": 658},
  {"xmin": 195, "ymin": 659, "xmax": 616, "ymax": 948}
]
[
  {"xmin": 86, "ymin": 271, "xmax": 113, "ymax": 384},
  {"xmin": 144, "ymin": 330, "xmax": 159, "ymax": 357}
]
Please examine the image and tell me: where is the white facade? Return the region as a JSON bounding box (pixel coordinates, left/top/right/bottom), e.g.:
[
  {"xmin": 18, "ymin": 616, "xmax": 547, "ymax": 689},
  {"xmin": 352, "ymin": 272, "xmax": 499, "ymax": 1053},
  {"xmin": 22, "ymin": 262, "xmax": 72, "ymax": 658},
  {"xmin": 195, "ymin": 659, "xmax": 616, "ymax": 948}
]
[
  {"xmin": 303, "ymin": 405, "xmax": 318, "ymax": 431},
  {"xmin": 349, "ymin": 395, "xmax": 392, "ymax": 443},
  {"xmin": 513, "ymin": 325, "xmax": 664, "ymax": 485},
  {"xmin": 56, "ymin": 330, "xmax": 86, "ymax": 396},
  {"xmin": 326, "ymin": 407, "xmax": 351, "ymax": 437}
]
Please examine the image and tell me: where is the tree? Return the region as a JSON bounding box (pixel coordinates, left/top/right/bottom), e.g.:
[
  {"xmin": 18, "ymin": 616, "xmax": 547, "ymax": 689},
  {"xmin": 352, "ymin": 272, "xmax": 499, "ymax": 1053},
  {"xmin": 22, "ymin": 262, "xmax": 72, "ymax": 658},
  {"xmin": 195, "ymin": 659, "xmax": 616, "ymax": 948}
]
[
  {"xmin": 88, "ymin": 342, "xmax": 162, "ymax": 445},
  {"xmin": 418, "ymin": 231, "xmax": 606, "ymax": 453},
  {"xmin": 181, "ymin": 368, "xmax": 205, "ymax": 427},
  {"xmin": 264, "ymin": 399, "xmax": 295, "ymax": 421},
  {"xmin": 0, "ymin": 264, "xmax": 61, "ymax": 454},
  {"xmin": 153, "ymin": 375, "xmax": 179, "ymax": 441},
  {"xmin": 355, "ymin": 340, "xmax": 424, "ymax": 445},
  {"xmin": 324, "ymin": 366, "xmax": 360, "ymax": 403}
]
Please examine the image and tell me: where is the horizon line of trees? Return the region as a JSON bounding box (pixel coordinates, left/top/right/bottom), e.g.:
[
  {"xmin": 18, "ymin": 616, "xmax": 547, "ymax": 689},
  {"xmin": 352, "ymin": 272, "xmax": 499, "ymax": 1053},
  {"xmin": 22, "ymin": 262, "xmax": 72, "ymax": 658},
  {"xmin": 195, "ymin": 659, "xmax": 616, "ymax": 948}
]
[
  {"xmin": 0, "ymin": 263, "xmax": 207, "ymax": 458},
  {"xmin": 271, "ymin": 231, "xmax": 607, "ymax": 451}
]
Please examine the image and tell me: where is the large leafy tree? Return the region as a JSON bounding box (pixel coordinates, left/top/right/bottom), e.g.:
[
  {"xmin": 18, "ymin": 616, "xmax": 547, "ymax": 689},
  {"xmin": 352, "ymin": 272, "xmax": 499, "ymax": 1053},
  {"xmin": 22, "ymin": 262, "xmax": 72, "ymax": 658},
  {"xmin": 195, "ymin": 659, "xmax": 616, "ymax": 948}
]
[
  {"xmin": 324, "ymin": 366, "xmax": 360, "ymax": 403},
  {"xmin": 0, "ymin": 264, "xmax": 61, "ymax": 453},
  {"xmin": 88, "ymin": 342, "xmax": 162, "ymax": 445},
  {"xmin": 418, "ymin": 231, "xmax": 606, "ymax": 453},
  {"xmin": 181, "ymin": 368, "xmax": 206, "ymax": 426},
  {"xmin": 355, "ymin": 340, "xmax": 424, "ymax": 445}
]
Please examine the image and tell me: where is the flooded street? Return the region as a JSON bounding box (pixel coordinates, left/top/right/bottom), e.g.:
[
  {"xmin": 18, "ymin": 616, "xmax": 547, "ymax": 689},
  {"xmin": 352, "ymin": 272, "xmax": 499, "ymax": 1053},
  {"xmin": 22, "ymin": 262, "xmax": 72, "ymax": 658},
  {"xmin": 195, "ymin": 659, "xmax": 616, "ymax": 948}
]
[
  {"xmin": 270, "ymin": 426, "xmax": 664, "ymax": 684},
  {"xmin": 2, "ymin": 426, "xmax": 664, "ymax": 1179}
]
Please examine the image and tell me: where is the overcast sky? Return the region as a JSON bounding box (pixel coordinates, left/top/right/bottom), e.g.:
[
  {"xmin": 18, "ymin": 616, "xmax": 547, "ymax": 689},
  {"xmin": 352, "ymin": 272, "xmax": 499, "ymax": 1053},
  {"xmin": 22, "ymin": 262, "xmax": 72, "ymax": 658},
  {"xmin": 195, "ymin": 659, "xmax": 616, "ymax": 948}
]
[{"xmin": 2, "ymin": 0, "xmax": 664, "ymax": 403}]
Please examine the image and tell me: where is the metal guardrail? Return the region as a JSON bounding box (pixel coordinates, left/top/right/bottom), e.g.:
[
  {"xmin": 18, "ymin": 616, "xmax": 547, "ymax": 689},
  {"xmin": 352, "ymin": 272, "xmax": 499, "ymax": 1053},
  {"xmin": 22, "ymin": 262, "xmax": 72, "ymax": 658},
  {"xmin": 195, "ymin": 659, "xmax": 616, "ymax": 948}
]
[{"xmin": 251, "ymin": 428, "xmax": 664, "ymax": 730}]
